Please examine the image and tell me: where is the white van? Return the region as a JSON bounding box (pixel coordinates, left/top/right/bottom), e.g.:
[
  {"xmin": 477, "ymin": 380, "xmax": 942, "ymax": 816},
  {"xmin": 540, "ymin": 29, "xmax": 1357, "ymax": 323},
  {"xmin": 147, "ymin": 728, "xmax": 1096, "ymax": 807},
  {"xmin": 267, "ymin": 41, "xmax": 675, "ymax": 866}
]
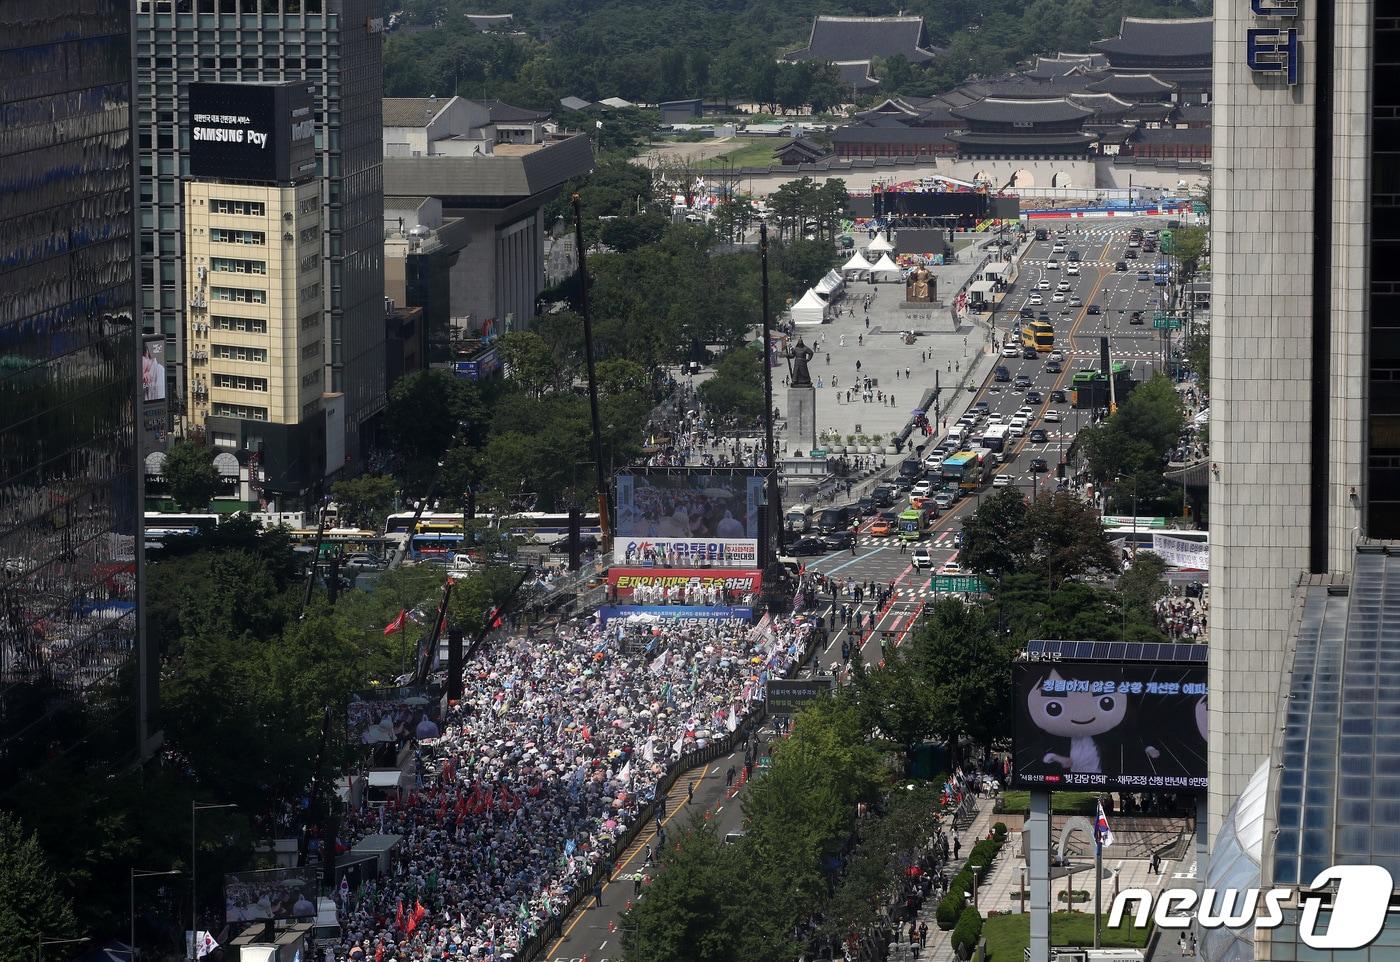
[
  {"xmin": 1008, "ymin": 418, "xmax": 1028, "ymax": 438},
  {"xmin": 784, "ymin": 504, "xmax": 813, "ymax": 534}
]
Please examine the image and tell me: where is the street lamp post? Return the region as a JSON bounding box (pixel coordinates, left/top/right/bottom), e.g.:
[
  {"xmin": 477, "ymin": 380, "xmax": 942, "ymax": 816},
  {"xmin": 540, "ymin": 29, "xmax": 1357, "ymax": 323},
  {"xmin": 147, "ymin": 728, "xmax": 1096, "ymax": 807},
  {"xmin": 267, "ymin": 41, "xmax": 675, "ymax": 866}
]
[
  {"xmin": 191, "ymin": 802, "xmax": 236, "ymax": 959},
  {"xmin": 132, "ymin": 869, "xmax": 182, "ymax": 962}
]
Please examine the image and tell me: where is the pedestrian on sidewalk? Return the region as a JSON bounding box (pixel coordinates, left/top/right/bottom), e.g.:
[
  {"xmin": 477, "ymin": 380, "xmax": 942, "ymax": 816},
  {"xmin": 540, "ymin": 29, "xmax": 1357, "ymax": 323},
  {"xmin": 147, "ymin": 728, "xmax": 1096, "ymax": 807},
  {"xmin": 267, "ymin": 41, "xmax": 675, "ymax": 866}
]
[
  {"xmin": 687, "ymin": 780, "xmax": 694, "ymax": 804},
  {"xmin": 1150, "ymin": 851, "xmax": 1160, "ymax": 875},
  {"xmin": 953, "ymin": 836, "xmax": 961, "ymax": 860},
  {"xmin": 594, "ymin": 879, "xmax": 603, "ymax": 907},
  {"xmin": 919, "ymin": 922, "xmax": 928, "ymax": 948},
  {"xmin": 726, "ymin": 765, "xmax": 736, "ymax": 787}
]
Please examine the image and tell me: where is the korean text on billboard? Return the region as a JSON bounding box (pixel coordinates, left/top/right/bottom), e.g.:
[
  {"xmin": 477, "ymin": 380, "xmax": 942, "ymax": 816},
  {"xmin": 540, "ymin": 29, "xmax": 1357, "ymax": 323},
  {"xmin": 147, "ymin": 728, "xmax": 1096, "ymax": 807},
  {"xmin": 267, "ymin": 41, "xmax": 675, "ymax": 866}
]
[{"xmin": 1012, "ymin": 661, "xmax": 1207, "ymax": 793}]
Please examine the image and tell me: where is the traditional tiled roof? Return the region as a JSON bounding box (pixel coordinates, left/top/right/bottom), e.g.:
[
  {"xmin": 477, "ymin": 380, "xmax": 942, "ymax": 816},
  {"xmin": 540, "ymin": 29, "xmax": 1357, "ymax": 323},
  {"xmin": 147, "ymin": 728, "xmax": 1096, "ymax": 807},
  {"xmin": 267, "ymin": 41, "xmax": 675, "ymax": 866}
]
[
  {"xmin": 855, "ymin": 97, "xmax": 925, "ymax": 119},
  {"xmin": 1173, "ymin": 103, "xmax": 1212, "ymax": 123},
  {"xmin": 1092, "ymin": 17, "xmax": 1212, "ymax": 59},
  {"xmin": 775, "ymin": 136, "xmax": 831, "ymax": 161},
  {"xmin": 978, "ymin": 74, "xmax": 1100, "ymax": 99},
  {"xmin": 383, "ymin": 98, "xmax": 454, "ymax": 127},
  {"xmin": 829, "ymin": 125, "xmax": 952, "ymax": 145},
  {"xmin": 1123, "ymin": 102, "xmax": 1174, "ymax": 121},
  {"xmin": 1085, "ymin": 124, "xmax": 1135, "ymax": 145},
  {"xmin": 480, "ymin": 99, "xmax": 549, "ymax": 123},
  {"xmin": 948, "ymin": 130, "xmax": 1098, "ymax": 148},
  {"xmin": 785, "ymin": 15, "xmax": 940, "ymax": 64},
  {"xmin": 1025, "ymin": 58, "xmax": 1089, "ymax": 80},
  {"xmin": 1069, "ymin": 93, "xmax": 1135, "ymax": 118},
  {"xmin": 1084, "ymin": 73, "xmax": 1175, "ymax": 97},
  {"xmin": 834, "ymin": 61, "xmax": 880, "ymax": 90},
  {"xmin": 559, "ymin": 96, "xmax": 592, "ymax": 112},
  {"xmin": 466, "ymin": 13, "xmax": 513, "ymax": 30},
  {"xmin": 1132, "ymin": 126, "xmax": 1211, "ymax": 146},
  {"xmin": 950, "ymin": 97, "xmax": 1093, "ymax": 125}
]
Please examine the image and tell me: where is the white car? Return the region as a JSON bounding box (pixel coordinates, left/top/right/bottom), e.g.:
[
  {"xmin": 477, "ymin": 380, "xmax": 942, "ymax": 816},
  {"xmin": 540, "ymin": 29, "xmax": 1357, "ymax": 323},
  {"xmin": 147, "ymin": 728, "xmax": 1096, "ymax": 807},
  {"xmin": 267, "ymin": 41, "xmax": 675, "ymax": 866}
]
[
  {"xmin": 1046, "ymin": 259, "xmax": 1060, "ymax": 270},
  {"xmin": 911, "ymin": 479, "xmax": 932, "ymax": 498},
  {"xmin": 992, "ymin": 474, "xmax": 1013, "ymax": 488},
  {"xmin": 1052, "ymin": 292, "xmax": 1066, "ymax": 302},
  {"xmin": 940, "ymin": 560, "xmax": 966, "ymax": 576},
  {"xmin": 1028, "ymin": 293, "xmax": 1043, "ymax": 305},
  {"xmin": 1044, "ymin": 409, "xmax": 1063, "ymax": 423},
  {"xmin": 912, "ymin": 545, "xmax": 935, "ymax": 569},
  {"xmin": 1002, "ymin": 344, "xmax": 1022, "ymax": 357},
  {"xmin": 1052, "ymin": 243, "xmax": 1066, "ymax": 253},
  {"xmin": 1047, "ymin": 350, "xmax": 1065, "ymax": 362},
  {"xmin": 1069, "ymin": 296, "xmax": 1083, "ymax": 307},
  {"xmin": 1056, "ymin": 280, "xmax": 1071, "ymax": 292},
  {"xmin": 1036, "ymin": 279, "xmax": 1051, "ymax": 290},
  {"xmin": 1066, "ymin": 264, "xmax": 1081, "ymax": 276},
  {"xmin": 1009, "ymin": 421, "xmax": 1027, "ymax": 437}
]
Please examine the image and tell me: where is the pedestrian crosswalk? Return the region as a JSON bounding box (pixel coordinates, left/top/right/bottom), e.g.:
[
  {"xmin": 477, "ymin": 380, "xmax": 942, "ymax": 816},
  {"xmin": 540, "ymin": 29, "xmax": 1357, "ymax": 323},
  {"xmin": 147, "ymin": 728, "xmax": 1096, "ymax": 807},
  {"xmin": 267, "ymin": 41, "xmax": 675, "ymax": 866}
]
[
  {"xmin": 1021, "ymin": 259, "xmax": 1118, "ymax": 270},
  {"xmin": 855, "ymin": 531, "xmax": 962, "ymax": 548}
]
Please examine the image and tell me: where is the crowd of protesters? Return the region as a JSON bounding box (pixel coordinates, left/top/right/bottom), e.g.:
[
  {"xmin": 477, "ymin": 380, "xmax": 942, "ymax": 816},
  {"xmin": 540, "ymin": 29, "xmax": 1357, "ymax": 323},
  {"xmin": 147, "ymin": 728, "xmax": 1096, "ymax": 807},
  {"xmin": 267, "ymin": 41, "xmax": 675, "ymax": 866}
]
[{"xmin": 333, "ymin": 612, "xmax": 814, "ymax": 962}]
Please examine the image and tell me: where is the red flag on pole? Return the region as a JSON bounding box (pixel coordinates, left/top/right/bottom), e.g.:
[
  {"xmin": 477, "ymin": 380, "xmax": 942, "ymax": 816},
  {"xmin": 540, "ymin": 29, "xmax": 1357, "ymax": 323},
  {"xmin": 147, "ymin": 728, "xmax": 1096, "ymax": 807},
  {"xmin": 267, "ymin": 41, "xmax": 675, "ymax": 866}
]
[
  {"xmin": 383, "ymin": 610, "xmax": 407, "ymax": 635},
  {"xmin": 395, "ymin": 900, "xmax": 405, "ymax": 932}
]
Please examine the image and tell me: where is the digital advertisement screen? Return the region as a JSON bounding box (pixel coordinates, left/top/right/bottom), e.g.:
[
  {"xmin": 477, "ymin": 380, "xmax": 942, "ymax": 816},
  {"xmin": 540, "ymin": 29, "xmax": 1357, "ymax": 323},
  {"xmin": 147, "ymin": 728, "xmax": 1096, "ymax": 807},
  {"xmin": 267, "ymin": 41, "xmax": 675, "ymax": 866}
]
[
  {"xmin": 346, "ymin": 687, "xmax": 441, "ymax": 746},
  {"xmin": 1012, "ymin": 660, "xmax": 1207, "ymax": 792},
  {"xmin": 188, "ymin": 81, "xmax": 316, "ymax": 183},
  {"xmin": 224, "ymin": 867, "xmax": 319, "ymax": 923},
  {"xmin": 613, "ymin": 470, "xmax": 765, "ymax": 566}
]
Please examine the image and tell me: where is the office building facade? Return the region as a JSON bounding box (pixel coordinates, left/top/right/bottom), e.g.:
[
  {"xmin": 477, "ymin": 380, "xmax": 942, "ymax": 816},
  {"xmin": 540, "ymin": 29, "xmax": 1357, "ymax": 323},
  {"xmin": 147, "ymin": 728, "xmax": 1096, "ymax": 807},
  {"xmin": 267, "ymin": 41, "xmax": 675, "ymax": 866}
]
[
  {"xmin": 1208, "ymin": 9, "xmax": 1400, "ymax": 962},
  {"xmin": 0, "ymin": 1, "xmax": 154, "ymax": 772},
  {"xmin": 135, "ymin": 0, "xmax": 385, "ymax": 462}
]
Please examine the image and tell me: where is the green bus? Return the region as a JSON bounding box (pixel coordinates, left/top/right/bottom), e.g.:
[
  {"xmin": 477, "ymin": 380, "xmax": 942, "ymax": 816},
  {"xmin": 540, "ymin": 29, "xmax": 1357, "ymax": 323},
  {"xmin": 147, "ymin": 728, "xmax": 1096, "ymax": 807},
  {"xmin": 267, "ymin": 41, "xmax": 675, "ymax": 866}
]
[{"xmin": 898, "ymin": 505, "xmax": 933, "ymax": 541}]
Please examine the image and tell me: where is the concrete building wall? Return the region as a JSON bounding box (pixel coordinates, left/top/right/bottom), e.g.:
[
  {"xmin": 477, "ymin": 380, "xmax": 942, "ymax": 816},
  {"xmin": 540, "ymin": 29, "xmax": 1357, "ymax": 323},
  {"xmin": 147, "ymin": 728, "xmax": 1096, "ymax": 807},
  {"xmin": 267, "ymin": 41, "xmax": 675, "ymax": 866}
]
[
  {"xmin": 444, "ymin": 210, "xmax": 543, "ymax": 332},
  {"xmin": 1207, "ymin": 0, "xmax": 1318, "ymax": 838},
  {"xmin": 184, "ymin": 180, "xmax": 324, "ymax": 431}
]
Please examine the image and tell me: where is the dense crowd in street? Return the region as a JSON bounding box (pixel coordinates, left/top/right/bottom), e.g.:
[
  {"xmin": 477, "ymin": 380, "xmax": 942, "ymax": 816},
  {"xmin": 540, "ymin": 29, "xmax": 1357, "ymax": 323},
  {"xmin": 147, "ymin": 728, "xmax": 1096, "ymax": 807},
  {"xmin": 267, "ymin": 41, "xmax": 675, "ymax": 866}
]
[
  {"xmin": 333, "ymin": 612, "xmax": 814, "ymax": 962},
  {"xmin": 1156, "ymin": 591, "xmax": 1209, "ymax": 641}
]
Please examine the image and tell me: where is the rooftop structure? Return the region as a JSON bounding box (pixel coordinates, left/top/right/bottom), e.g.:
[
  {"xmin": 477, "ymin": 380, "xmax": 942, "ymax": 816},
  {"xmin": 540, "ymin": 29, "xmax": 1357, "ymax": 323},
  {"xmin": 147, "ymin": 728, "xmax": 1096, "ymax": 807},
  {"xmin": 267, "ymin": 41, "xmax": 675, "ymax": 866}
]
[
  {"xmin": 784, "ymin": 15, "xmax": 940, "ymax": 64},
  {"xmin": 1091, "ymin": 16, "xmax": 1211, "ymax": 72}
]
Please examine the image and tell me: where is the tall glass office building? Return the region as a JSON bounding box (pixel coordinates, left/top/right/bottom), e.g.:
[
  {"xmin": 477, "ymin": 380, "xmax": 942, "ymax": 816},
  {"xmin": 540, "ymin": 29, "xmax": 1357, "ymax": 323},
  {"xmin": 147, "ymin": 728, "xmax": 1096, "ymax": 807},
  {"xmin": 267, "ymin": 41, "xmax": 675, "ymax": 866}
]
[{"xmin": 0, "ymin": 1, "xmax": 152, "ymax": 775}]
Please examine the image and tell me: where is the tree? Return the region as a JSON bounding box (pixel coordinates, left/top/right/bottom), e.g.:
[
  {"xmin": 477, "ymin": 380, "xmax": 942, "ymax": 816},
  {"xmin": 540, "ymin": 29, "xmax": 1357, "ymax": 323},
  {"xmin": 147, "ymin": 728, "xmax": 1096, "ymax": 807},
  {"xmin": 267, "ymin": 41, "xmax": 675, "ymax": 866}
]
[
  {"xmin": 0, "ymin": 811, "xmax": 78, "ymax": 955},
  {"xmin": 163, "ymin": 439, "xmax": 221, "ymax": 511},
  {"xmin": 331, "ymin": 474, "xmax": 398, "ymax": 529},
  {"xmin": 1022, "ymin": 492, "xmax": 1118, "ymax": 586},
  {"xmin": 849, "ymin": 648, "xmax": 939, "ymax": 768},
  {"xmin": 697, "ymin": 345, "xmax": 764, "ymax": 430},
  {"xmin": 1118, "ymin": 551, "xmax": 1169, "ymax": 620},
  {"xmin": 499, "ymin": 330, "xmax": 557, "ymax": 398},
  {"xmin": 908, "ymin": 598, "xmax": 1015, "ymax": 757},
  {"xmin": 599, "ymin": 211, "xmax": 670, "ymax": 253},
  {"xmin": 957, "ymin": 488, "xmax": 1031, "ymax": 576}
]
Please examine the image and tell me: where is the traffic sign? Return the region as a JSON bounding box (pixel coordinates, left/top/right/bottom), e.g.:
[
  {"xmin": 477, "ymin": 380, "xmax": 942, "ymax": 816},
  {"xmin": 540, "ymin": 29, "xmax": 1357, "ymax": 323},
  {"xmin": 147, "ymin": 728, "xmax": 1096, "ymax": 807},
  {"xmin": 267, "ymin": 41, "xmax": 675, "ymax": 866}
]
[
  {"xmin": 930, "ymin": 575, "xmax": 988, "ymax": 594},
  {"xmin": 1153, "ymin": 314, "xmax": 1182, "ymax": 330}
]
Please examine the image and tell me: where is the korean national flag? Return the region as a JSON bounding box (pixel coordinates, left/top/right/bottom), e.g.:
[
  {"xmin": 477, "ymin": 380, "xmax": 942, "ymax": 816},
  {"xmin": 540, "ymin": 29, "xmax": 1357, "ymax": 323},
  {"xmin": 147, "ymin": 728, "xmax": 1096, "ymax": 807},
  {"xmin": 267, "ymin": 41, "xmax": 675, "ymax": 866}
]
[{"xmin": 1094, "ymin": 800, "xmax": 1114, "ymax": 849}]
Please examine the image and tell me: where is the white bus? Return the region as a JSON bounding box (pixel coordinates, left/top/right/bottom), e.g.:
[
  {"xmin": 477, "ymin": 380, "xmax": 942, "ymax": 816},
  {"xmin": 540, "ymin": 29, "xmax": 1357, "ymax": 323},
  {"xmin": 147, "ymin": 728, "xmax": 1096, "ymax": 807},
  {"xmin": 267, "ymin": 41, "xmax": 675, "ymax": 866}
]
[{"xmin": 980, "ymin": 424, "xmax": 1010, "ymax": 453}]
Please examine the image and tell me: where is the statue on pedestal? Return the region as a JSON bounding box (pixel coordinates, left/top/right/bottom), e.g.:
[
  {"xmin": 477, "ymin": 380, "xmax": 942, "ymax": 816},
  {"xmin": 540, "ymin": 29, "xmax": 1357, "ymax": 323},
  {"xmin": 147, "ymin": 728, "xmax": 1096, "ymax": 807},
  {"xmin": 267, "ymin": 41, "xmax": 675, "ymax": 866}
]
[
  {"xmin": 789, "ymin": 337, "xmax": 815, "ymax": 387},
  {"xmin": 905, "ymin": 265, "xmax": 935, "ymax": 303}
]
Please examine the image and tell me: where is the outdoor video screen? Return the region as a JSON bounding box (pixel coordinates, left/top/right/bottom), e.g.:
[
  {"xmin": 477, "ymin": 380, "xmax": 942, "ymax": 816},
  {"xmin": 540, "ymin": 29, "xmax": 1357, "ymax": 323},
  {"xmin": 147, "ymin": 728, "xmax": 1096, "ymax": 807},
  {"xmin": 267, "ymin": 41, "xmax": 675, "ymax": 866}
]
[
  {"xmin": 224, "ymin": 867, "xmax": 319, "ymax": 923},
  {"xmin": 346, "ymin": 687, "xmax": 441, "ymax": 746},
  {"xmin": 614, "ymin": 471, "xmax": 765, "ymax": 540},
  {"xmin": 1012, "ymin": 660, "xmax": 1207, "ymax": 793}
]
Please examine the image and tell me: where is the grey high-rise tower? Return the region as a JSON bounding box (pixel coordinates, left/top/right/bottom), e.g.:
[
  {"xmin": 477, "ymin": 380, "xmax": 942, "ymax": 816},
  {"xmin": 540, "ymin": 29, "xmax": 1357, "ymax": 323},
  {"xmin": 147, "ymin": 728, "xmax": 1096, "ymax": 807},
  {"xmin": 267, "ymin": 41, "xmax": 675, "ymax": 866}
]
[
  {"xmin": 135, "ymin": 0, "xmax": 385, "ymax": 468},
  {"xmin": 0, "ymin": 0, "xmax": 155, "ymax": 773}
]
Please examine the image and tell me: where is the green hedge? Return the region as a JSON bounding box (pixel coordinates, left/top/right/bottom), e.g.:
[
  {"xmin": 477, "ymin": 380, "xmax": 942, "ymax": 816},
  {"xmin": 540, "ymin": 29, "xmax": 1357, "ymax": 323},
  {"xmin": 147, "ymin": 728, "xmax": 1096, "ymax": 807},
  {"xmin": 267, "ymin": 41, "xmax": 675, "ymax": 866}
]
[
  {"xmin": 936, "ymin": 888, "xmax": 964, "ymax": 930},
  {"xmin": 937, "ymin": 830, "xmax": 1008, "ymax": 929},
  {"xmin": 952, "ymin": 904, "xmax": 984, "ymax": 959}
]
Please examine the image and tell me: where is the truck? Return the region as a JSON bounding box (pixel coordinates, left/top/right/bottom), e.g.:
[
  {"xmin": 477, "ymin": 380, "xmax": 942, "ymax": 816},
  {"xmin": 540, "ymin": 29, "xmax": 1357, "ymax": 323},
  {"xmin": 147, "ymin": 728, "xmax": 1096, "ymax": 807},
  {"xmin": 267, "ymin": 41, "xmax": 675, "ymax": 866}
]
[{"xmin": 898, "ymin": 505, "xmax": 934, "ymax": 541}]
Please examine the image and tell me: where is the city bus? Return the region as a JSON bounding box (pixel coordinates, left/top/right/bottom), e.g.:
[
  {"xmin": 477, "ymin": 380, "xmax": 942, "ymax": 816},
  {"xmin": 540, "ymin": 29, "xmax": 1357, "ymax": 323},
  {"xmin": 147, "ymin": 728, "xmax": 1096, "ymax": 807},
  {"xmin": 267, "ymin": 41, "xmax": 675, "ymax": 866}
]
[
  {"xmin": 286, "ymin": 528, "xmax": 387, "ymax": 554},
  {"xmin": 1020, "ymin": 318, "xmax": 1055, "ymax": 353},
  {"xmin": 144, "ymin": 512, "xmax": 220, "ymax": 543},
  {"xmin": 941, "ymin": 451, "xmax": 990, "ymax": 490},
  {"xmin": 898, "ymin": 505, "xmax": 934, "ymax": 541},
  {"xmin": 502, "ymin": 511, "xmax": 602, "ymax": 545},
  {"xmin": 980, "ymin": 424, "xmax": 1010, "ymax": 453}
]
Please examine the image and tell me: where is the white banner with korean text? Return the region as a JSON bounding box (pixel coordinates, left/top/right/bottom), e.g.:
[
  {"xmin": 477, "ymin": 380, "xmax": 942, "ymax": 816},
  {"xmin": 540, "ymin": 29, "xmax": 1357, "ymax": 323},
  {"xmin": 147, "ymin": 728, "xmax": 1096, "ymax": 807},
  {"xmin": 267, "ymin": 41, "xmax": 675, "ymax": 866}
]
[{"xmin": 1151, "ymin": 534, "xmax": 1209, "ymax": 570}]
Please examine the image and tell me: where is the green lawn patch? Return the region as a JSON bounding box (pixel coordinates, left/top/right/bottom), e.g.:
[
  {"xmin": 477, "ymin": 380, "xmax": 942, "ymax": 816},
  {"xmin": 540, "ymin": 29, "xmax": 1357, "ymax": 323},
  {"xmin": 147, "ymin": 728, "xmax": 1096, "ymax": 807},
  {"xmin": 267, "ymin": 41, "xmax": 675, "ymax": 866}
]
[
  {"xmin": 996, "ymin": 791, "xmax": 1099, "ymax": 815},
  {"xmin": 983, "ymin": 911, "xmax": 1152, "ymax": 962},
  {"xmin": 693, "ymin": 139, "xmax": 782, "ymax": 170}
]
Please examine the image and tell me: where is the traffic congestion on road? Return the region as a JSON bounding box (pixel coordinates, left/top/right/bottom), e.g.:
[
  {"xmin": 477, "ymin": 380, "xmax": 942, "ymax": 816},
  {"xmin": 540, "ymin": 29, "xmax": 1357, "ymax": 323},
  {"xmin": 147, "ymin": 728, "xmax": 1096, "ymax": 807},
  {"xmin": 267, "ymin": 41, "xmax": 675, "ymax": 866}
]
[{"xmin": 780, "ymin": 219, "xmax": 1177, "ymax": 638}]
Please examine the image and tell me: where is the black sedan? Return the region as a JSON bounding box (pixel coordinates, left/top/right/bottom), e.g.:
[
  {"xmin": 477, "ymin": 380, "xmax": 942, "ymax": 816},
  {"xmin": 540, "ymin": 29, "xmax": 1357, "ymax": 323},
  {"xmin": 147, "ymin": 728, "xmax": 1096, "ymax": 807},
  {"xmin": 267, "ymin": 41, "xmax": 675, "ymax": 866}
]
[
  {"xmin": 1022, "ymin": 346, "xmax": 1039, "ymax": 360},
  {"xmin": 1087, "ymin": 304, "xmax": 1102, "ymax": 315},
  {"xmin": 1115, "ymin": 261, "xmax": 1128, "ymax": 272},
  {"xmin": 1129, "ymin": 313, "xmax": 1145, "ymax": 324},
  {"xmin": 1044, "ymin": 361, "xmax": 1061, "ymax": 374},
  {"xmin": 1029, "ymin": 428, "xmax": 1048, "ymax": 442},
  {"xmin": 1030, "ymin": 457, "xmax": 1049, "ymax": 472},
  {"xmin": 1050, "ymin": 389, "xmax": 1067, "ymax": 403},
  {"xmin": 787, "ymin": 537, "xmax": 827, "ymax": 556},
  {"xmin": 1026, "ymin": 390, "xmax": 1044, "ymax": 404},
  {"xmin": 822, "ymin": 530, "xmax": 855, "ymax": 551},
  {"xmin": 856, "ymin": 496, "xmax": 877, "ymax": 515}
]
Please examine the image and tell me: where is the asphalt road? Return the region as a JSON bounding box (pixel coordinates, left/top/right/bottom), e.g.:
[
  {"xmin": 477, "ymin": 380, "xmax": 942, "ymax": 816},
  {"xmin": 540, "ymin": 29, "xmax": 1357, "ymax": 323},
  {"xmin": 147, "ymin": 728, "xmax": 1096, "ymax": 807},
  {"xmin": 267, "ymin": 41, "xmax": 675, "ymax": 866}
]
[
  {"xmin": 542, "ymin": 218, "xmax": 1177, "ymax": 962},
  {"xmin": 796, "ymin": 218, "xmax": 1172, "ymax": 599}
]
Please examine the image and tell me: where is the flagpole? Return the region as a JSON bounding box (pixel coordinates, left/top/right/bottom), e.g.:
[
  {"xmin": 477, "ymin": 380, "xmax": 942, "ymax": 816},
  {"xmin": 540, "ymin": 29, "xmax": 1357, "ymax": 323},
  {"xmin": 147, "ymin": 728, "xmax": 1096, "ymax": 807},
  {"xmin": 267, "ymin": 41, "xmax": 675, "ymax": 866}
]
[{"xmin": 1094, "ymin": 799, "xmax": 1103, "ymax": 949}]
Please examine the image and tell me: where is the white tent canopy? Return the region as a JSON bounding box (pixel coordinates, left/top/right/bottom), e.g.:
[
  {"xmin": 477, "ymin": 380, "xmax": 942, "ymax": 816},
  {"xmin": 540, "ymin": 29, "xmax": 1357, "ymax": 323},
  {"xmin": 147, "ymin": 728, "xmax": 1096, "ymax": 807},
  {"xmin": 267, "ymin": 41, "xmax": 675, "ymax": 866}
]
[
  {"xmin": 868, "ymin": 253, "xmax": 902, "ymax": 281},
  {"xmin": 866, "ymin": 234, "xmax": 895, "ymax": 253},
  {"xmin": 789, "ymin": 288, "xmax": 828, "ymax": 326},
  {"xmin": 814, "ymin": 269, "xmax": 845, "ymax": 298},
  {"xmin": 841, "ymin": 250, "xmax": 874, "ymax": 275}
]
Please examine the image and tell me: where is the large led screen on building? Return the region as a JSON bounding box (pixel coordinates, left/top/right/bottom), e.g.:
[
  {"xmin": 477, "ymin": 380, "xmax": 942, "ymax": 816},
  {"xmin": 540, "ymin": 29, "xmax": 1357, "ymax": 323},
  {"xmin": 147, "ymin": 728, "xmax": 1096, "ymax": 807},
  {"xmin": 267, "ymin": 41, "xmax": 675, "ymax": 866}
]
[
  {"xmin": 188, "ymin": 81, "xmax": 316, "ymax": 183},
  {"xmin": 224, "ymin": 867, "xmax": 319, "ymax": 922},
  {"xmin": 614, "ymin": 470, "xmax": 766, "ymax": 567},
  {"xmin": 1012, "ymin": 660, "xmax": 1207, "ymax": 792}
]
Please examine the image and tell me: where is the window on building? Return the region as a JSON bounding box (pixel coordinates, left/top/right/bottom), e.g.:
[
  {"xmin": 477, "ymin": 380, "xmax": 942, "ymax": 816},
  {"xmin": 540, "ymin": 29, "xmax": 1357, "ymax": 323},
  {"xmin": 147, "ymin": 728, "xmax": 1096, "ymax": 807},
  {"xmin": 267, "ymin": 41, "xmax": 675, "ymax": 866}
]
[
  {"xmin": 211, "ymin": 257, "xmax": 267, "ymax": 275},
  {"xmin": 301, "ymin": 282, "xmax": 320, "ymax": 300},
  {"xmin": 302, "ymin": 369, "xmax": 323, "ymax": 388},
  {"xmin": 300, "ymin": 252, "xmax": 320, "ymax": 273},
  {"xmin": 210, "ymin": 228, "xmax": 266, "ymax": 245},
  {"xmin": 213, "ymin": 344, "xmax": 268, "ymax": 362},
  {"xmin": 300, "ymin": 312, "xmax": 321, "ymax": 330},
  {"xmin": 212, "ymin": 431, "xmax": 238, "ymax": 448},
  {"xmin": 211, "ymin": 286, "xmax": 266, "ymax": 304},
  {"xmin": 212, "ymin": 402, "xmax": 267, "ymax": 421},
  {"xmin": 211, "ymin": 315, "xmax": 268, "ymax": 333},
  {"xmin": 301, "ymin": 340, "xmax": 321, "ymax": 360},
  {"xmin": 210, "ymin": 199, "xmax": 267, "ymax": 216},
  {"xmin": 299, "ymin": 225, "xmax": 319, "ymax": 243},
  {"xmin": 213, "ymin": 373, "xmax": 269, "ymax": 392}
]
